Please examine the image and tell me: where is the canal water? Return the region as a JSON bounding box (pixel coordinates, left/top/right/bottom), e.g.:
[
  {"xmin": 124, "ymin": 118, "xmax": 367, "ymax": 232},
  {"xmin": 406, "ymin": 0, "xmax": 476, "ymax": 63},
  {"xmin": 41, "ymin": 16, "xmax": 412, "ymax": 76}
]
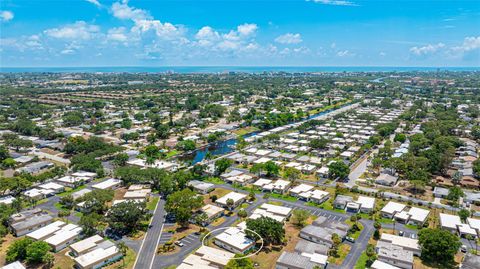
[{"xmin": 180, "ymin": 105, "xmax": 347, "ymax": 165}]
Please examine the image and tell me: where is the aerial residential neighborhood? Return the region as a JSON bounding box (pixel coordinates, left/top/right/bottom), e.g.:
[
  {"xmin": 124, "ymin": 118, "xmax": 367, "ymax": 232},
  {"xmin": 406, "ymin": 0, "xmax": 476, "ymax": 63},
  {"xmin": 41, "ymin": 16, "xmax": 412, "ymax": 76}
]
[
  {"xmin": 1, "ymin": 0, "xmax": 480, "ymax": 269},
  {"xmin": 1, "ymin": 70, "xmax": 479, "ymax": 269}
]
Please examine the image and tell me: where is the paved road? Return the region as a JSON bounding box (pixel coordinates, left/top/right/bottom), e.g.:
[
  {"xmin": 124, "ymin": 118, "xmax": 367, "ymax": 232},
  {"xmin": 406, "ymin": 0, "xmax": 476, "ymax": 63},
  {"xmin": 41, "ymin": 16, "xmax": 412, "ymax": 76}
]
[
  {"xmin": 133, "ymin": 196, "xmax": 165, "ymax": 269},
  {"xmin": 151, "ymin": 196, "xmax": 264, "ymax": 268}
]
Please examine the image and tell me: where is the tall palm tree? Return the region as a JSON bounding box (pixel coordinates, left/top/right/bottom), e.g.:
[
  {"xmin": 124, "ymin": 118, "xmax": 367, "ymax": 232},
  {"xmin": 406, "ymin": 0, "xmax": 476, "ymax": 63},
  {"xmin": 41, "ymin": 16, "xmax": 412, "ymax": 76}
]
[{"xmin": 117, "ymin": 241, "xmax": 128, "ymax": 267}]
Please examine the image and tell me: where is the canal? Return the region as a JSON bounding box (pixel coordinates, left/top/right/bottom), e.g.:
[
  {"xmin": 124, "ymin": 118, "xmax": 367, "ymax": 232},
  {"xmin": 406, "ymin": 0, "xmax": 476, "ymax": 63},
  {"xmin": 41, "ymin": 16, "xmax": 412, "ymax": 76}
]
[{"xmin": 179, "ymin": 103, "xmax": 353, "ymax": 165}]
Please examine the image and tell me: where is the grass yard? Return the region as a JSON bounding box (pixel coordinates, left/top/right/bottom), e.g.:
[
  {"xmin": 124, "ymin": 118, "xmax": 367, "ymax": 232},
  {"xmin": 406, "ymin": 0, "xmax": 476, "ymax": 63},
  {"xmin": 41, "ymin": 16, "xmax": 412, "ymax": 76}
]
[
  {"xmin": 232, "ymin": 126, "xmax": 259, "ymax": 136},
  {"xmin": 328, "ymin": 244, "xmax": 351, "ymax": 265},
  {"xmin": 204, "ymin": 177, "xmax": 225, "ymax": 185},
  {"xmin": 345, "ymin": 220, "xmax": 364, "ymax": 240},
  {"xmin": 104, "ymin": 246, "xmax": 136, "ymax": 269},
  {"xmin": 164, "ymin": 224, "xmax": 202, "ymax": 242},
  {"xmin": 269, "ymin": 193, "xmax": 297, "ymax": 202},
  {"xmin": 53, "ymin": 249, "xmax": 75, "ymax": 269},
  {"xmin": 268, "ymin": 201, "xmax": 283, "ymax": 206},
  {"xmin": 146, "ymin": 196, "xmax": 159, "ymax": 211},
  {"xmin": 0, "ymin": 234, "xmax": 15, "ymax": 266},
  {"xmin": 354, "ymin": 251, "xmax": 369, "ymax": 269},
  {"xmin": 204, "ymin": 188, "xmax": 231, "ymax": 204},
  {"xmin": 165, "ymin": 150, "xmax": 179, "ymax": 159},
  {"xmin": 211, "ymin": 217, "xmax": 226, "ymax": 227},
  {"xmin": 57, "ymin": 185, "xmax": 87, "ymax": 197}
]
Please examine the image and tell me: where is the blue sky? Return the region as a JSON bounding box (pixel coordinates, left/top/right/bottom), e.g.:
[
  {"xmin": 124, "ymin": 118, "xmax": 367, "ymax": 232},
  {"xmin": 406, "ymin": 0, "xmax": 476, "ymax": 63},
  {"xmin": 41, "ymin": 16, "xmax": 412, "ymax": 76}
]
[{"xmin": 0, "ymin": 0, "xmax": 479, "ymax": 67}]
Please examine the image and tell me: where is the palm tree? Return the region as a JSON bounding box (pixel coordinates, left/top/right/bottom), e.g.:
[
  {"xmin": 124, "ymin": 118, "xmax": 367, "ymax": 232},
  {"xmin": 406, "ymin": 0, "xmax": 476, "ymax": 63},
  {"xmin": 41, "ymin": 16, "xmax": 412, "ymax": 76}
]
[{"xmin": 117, "ymin": 241, "xmax": 128, "ymax": 267}]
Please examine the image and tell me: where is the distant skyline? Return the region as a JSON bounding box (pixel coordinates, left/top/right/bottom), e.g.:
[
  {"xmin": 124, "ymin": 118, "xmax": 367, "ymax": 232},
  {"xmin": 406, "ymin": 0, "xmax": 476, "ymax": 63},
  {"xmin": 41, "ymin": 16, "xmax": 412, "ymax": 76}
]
[{"xmin": 1, "ymin": 0, "xmax": 479, "ymax": 67}]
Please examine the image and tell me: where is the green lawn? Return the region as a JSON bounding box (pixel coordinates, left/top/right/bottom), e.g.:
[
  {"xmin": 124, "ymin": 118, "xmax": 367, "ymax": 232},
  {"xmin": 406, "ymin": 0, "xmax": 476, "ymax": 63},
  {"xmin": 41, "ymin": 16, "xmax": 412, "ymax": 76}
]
[
  {"xmin": 269, "ymin": 193, "xmax": 298, "ymax": 202},
  {"xmin": 204, "ymin": 177, "xmax": 225, "ymax": 185},
  {"xmin": 345, "ymin": 220, "xmax": 364, "ymax": 240},
  {"xmin": 378, "ymin": 218, "xmax": 395, "ymax": 224},
  {"xmin": 405, "ymin": 224, "xmax": 419, "ymax": 230},
  {"xmin": 305, "ymin": 200, "xmax": 344, "ymax": 213},
  {"xmin": 146, "ymin": 196, "xmax": 159, "ymax": 211},
  {"xmin": 57, "ymin": 185, "xmax": 86, "ymax": 197},
  {"xmin": 354, "ymin": 251, "xmax": 369, "ymax": 269},
  {"xmin": 165, "ymin": 150, "xmax": 179, "ymax": 159}
]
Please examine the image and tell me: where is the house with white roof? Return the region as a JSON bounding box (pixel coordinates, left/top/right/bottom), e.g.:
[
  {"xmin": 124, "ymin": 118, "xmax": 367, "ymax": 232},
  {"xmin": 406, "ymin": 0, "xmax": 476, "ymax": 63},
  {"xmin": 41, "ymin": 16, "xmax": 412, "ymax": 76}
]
[
  {"xmin": 0, "ymin": 261, "xmax": 26, "ymax": 269},
  {"xmin": 253, "ymin": 178, "xmax": 272, "ymax": 188},
  {"xmin": 214, "ymin": 226, "xmax": 255, "ymax": 254},
  {"xmin": 73, "ymin": 240, "xmax": 122, "ymax": 269},
  {"xmin": 289, "ymin": 184, "xmax": 315, "ymax": 197},
  {"xmin": 44, "ymin": 223, "xmax": 82, "ymax": 251},
  {"xmin": 262, "ymin": 179, "xmax": 291, "ymax": 194},
  {"xmin": 177, "ymin": 245, "xmax": 234, "ymax": 269},
  {"xmin": 467, "ymin": 218, "xmax": 480, "ymax": 236},
  {"xmin": 250, "ymin": 203, "xmax": 292, "ymax": 223},
  {"xmin": 92, "ymin": 178, "xmax": 122, "ymax": 190},
  {"xmin": 38, "ymin": 182, "xmax": 65, "ymax": 193},
  {"xmin": 439, "ymin": 213, "xmax": 462, "ymax": 233},
  {"xmin": 356, "ymin": 196, "xmax": 376, "ymax": 213},
  {"xmin": 381, "ymin": 202, "xmax": 406, "ymax": 219},
  {"xmin": 299, "ymin": 189, "xmax": 330, "ymax": 204},
  {"xmin": 198, "ymin": 204, "xmax": 224, "ymax": 225},
  {"xmin": 216, "ymin": 192, "xmax": 247, "ymax": 209}
]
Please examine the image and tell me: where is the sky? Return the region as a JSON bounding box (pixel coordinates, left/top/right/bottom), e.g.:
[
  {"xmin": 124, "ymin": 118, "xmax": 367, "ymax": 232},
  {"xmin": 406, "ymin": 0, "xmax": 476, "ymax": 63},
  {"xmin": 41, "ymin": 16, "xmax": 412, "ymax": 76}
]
[{"xmin": 0, "ymin": 0, "xmax": 479, "ymax": 67}]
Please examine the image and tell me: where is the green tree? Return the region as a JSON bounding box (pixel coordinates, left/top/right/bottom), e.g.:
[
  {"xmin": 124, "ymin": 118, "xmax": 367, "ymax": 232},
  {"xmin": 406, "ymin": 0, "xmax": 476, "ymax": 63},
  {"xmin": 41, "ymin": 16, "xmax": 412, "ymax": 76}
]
[
  {"xmin": 238, "ymin": 209, "xmax": 248, "ymax": 218},
  {"xmin": 446, "ymin": 186, "xmax": 464, "ymax": 203},
  {"xmin": 113, "ymin": 153, "xmax": 129, "ymax": 167},
  {"xmin": 458, "ymin": 208, "xmax": 470, "ymax": 222},
  {"xmin": 246, "ymin": 216, "xmax": 285, "ymax": 245},
  {"xmin": 310, "ymin": 137, "xmax": 329, "ymax": 149},
  {"xmin": 215, "ymin": 158, "xmax": 233, "ymax": 176},
  {"xmin": 25, "ymin": 241, "xmax": 51, "ymax": 264},
  {"xmin": 106, "ymin": 201, "xmax": 149, "ymax": 235},
  {"xmin": 165, "ymin": 189, "xmax": 204, "ymax": 227},
  {"xmin": 6, "ymin": 237, "xmax": 33, "ymax": 263},
  {"xmin": 394, "ymin": 133, "xmax": 407, "ymax": 143},
  {"xmin": 264, "ymin": 161, "xmax": 280, "ymax": 177},
  {"xmin": 328, "ymin": 161, "xmax": 350, "ymax": 180},
  {"xmin": 292, "ymin": 209, "xmax": 310, "ymax": 228},
  {"xmin": 225, "ymin": 254, "xmax": 254, "ymax": 269},
  {"xmin": 418, "ymin": 228, "xmax": 461, "ymax": 266},
  {"xmin": 79, "ymin": 212, "xmax": 103, "ymax": 236},
  {"xmin": 284, "ymin": 167, "xmax": 301, "ymax": 183}
]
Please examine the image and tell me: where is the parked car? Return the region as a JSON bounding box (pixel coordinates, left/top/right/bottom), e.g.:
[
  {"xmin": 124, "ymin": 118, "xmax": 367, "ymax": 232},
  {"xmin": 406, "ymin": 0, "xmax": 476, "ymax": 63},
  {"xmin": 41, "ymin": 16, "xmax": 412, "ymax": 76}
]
[
  {"xmin": 461, "ymin": 245, "xmax": 467, "ymax": 253},
  {"xmin": 345, "ymin": 236, "xmax": 355, "ymax": 243},
  {"xmin": 398, "ymin": 231, "xmax": 404, "ymax": 236},
  {"xmin": 410, "ymin": 234, "xmax": 417, "ymax": 239},
  {"xmin": 175, "ymin": 241, "xmax": 184, "ymax": 247}
]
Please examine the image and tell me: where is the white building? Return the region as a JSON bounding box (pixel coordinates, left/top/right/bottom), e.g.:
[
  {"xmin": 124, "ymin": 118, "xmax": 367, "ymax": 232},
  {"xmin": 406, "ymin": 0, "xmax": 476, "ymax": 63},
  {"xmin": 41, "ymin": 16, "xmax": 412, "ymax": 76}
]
[
  {"xmin": 216, "ymin": 192, "xmax": 247, "ymax": 209},
  {"xmin": 381, "ymin": 202, "xmax": 406, "ymax": 219},
  {"xmin": 214, "ymin": 226, "xmax": 255, "ymax": 254},
  {"xmin": 92, "ymin": 178, "xmax": 122, "ymax": 190}
]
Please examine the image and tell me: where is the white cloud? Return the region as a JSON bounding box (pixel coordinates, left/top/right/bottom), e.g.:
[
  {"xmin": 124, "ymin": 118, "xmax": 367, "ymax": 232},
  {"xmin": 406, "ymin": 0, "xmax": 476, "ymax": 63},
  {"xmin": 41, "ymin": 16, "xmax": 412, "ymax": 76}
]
[
  {"xmin": 194, "ymin": 23, "xmax": 258, "ymax": 52},
  {"xmin": 452, "ymin": 36, "xmax": 480, "ymax": 53},
  {"xmin": 409, "ymin": 43, "xmax": 445, "ymax": 56},
  {"xmin": 337, "ymin": 50, "xmax": 354, "ymax": 57},
  {"xmin": 131, "ymin": 20, "xmax": 184, "ymax": 41},
  {"xmin": 237, "ymin": 23, "xmax": 257, "ymax": 36},
  {"xmin": 107, "ymin": 27, "xmax": 128, "ymax": 42},
  {"xmin": 44, "ymin": 21, "xmax": 100, "ymax": 40},
  {"xmin": 308, "ymin": 0, "xmax": 357, "ymax": 6},
  {"xmin": 195, "ymin": 26, "xmax": 220, "ymax": 46},
  {"xmin": 111, "ymin": 0, "xmax": 150, "ymax": 21},
  {"xmin": 275, "ymin": 33, "xmax": 302, "ymax": 44},
  {"xmin": 60, "ymin": 49, "xmax": 75, "ymax": 55},
  {"xmin": 0, "ymin": 10, "xmax": 14, "ymax": 22},
  {"xmin": 85, "ymin": 0, "xmax": 101, "ymax": 7}
]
